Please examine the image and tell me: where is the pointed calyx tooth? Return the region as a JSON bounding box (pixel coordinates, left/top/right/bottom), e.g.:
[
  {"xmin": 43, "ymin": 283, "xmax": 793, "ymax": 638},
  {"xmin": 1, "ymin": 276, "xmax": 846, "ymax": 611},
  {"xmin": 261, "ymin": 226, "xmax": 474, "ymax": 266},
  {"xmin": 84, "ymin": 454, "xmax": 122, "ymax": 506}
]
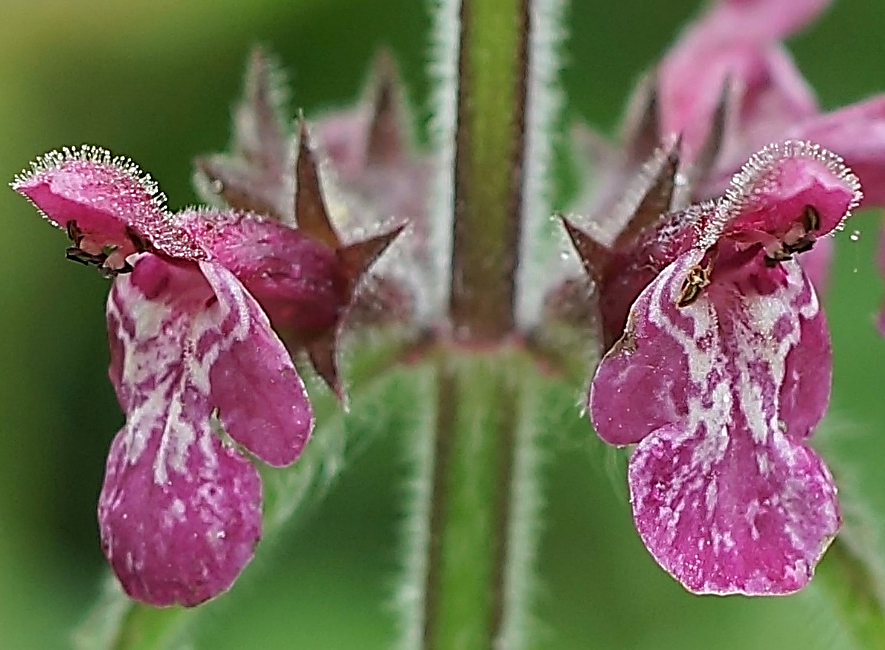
[
  {"xmin": 337, "ymin": 223, "xmax": 407, "ymax": 290},
  {"xmin": 237, "ymin": 45, "xmax": 290, "ymax": 171},
  {"xmin": 690, "ymin": 76, "xmax": 732, "ymax": 186},
  {"xmin": 299, "ymin": 222, "xmax": 405, "ymax": 402},
  {"xmin": 366, "ymin": 49, "xmax": 405, "ymax": 165},
  {"xmin": 613, "ymin": 139, "xmax": 682, "ymax": 249},
  {"xmin": 622, "ymin": 73, "xmax": 661, "ymax": 167},
  {"xmin": 560, "ymin": 215, "xmax": 610, "ymax": 286},
  {"xmin": 306, "ymin": 327, "xmax": 345, "ymax": 403},
  {"xmin": 295, "ymin": 118, "xmax": 342, "ymax": 250}
]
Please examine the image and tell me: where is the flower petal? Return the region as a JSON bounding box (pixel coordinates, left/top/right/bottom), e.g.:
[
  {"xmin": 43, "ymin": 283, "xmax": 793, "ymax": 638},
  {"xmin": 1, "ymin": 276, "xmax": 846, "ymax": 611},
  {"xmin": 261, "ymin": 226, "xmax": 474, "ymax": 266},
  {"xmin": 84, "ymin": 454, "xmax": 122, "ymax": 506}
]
[
  {"xmin": 591, "ymin": 247, "xmax": 831, "ymax": 448},
  {"xmin": 102, "ymin": 253, "xmax": 314, "ymax": 604},
  {"xmin": 98, "ymin": 422, "xmax": 261, "ymax": 607},
  {"xmin": 707, "ymin": 0, "xmax": 833, "ymax": 40},
  {"xmin": 107, "ymin": 254, "xmax": 313, "ymax": 468},
  {"xmin": 177, "ymin": 209, "xmax": 347, "ymax": 338},
  {"xmin": 593, "ymin": 246, "xmax": 838, "ymax": 594},
  {"xmin": 12, "ymin": 146, "xmax": 206, "ymax": 264},
  {"xmin": 591, "ymin": 251, "xmax": 702, "ymax": 446},
  {"xmin": 629, "ymin": 421, "xmax": 839, "ymax": 595},
  {"xmin": 199, "ymin": 259, "xmax": 314, "ymax": 466}
]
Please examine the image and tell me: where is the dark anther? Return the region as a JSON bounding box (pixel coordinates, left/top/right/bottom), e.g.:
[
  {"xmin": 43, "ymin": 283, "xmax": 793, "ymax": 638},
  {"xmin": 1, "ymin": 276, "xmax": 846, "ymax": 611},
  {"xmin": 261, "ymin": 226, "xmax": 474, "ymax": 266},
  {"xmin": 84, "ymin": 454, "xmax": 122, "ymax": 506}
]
[
  {"xmin": 802, "ymin": 205, "xmax": 821, "ymax": 232},
  {"xmin": 786, "ymin": 238, "xmax": 815, "ymax": 255},
  {"xmin": 65, "ymin": 246, "xmax": 96, "ymax": 266},
  {"xmin": 764, "ymin": 253, "xmax": 791, "ymax": 267},
  {"xmin": 65, "ymin": 220, "xmax": 84, "ymax": 246},
  {"xmin": 64, "ymin": 245, "xmax": 132, "ymax": 277},
  {"xmin": 125, "ymin": 225, "xmax": 151, "ymax": 253}
]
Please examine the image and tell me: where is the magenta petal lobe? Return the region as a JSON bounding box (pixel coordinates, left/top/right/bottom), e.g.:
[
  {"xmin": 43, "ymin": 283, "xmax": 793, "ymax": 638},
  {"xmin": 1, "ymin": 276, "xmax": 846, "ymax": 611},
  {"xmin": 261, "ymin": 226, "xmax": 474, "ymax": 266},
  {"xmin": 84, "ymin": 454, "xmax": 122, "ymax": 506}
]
[
  {"xmin": 591, "ymin": 244, "xmax": 838, "ymax": 592},
  {"xmin": 629, "ymin": 421, "xmax": 839, "ymax": 595},
  {"xmin": 199, "ymin": 259, "xmax": 314, "ymax": 466},
  {"xmin": 98, "ymin": 425, "xmax": 262, "ymax": 607},
  {"xmin": 102, "ymin": 253, "xmax": 313, "ymax": 604}
]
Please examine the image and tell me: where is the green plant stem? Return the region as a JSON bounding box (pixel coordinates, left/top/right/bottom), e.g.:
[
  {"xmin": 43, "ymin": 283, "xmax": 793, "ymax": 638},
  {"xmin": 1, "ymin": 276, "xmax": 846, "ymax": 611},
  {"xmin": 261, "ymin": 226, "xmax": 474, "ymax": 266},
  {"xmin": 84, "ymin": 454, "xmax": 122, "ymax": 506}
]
[
  {"xmin": 418, "ymin": 349, "xmax": 540, "ymax": 650},
  {"xmin": 412, "ymin": 0, "xmax": 542, "ymax": 647},
  {"xmin": 448, "ymin": 0, "xmax": 529, "ymax": 342}
]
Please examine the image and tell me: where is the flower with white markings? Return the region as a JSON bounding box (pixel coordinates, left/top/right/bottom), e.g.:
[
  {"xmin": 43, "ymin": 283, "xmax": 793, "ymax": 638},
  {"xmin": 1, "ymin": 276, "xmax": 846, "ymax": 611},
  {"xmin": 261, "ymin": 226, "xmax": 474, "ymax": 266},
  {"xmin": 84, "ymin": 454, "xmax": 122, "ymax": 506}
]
[
  {"xmin": 590, "ymin": 141, "xmax": 861, "ymax": 594},
  {"xmin": 12, "ymin": 124, "xmax": 402, "ymax": 605}
]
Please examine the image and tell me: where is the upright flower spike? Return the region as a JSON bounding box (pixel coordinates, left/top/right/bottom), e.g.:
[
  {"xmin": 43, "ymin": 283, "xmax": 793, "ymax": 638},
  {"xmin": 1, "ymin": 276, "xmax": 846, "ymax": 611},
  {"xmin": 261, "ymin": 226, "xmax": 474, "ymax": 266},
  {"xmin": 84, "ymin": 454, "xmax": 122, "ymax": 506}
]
[
  {"xmin": 589, "ymin": 141, "xmax": 861, "ymax": 595},
  {"xmin": 12, "ymin": 147, "xmax": 317, "ymax": 605}
]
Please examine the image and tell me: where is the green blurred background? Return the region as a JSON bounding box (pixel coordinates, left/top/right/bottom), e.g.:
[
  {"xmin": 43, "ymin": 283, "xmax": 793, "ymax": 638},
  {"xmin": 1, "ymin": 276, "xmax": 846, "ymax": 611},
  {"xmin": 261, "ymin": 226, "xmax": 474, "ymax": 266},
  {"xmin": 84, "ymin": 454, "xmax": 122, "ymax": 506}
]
[{"xmin": 1, "ymin": 1, "xmax": 884, "ymax": 648}]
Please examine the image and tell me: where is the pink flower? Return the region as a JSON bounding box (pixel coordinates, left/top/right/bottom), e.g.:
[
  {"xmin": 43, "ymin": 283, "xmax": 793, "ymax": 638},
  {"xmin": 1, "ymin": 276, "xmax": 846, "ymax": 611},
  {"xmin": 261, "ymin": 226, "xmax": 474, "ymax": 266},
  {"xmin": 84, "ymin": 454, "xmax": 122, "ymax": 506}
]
[
  {"xmin": 12, "ymin": 135, "xmax": 399, "ymax": 605},
  {"xmin": 589, "ymin": 141, "xmax": 861, "ymax": 594},
  {"xmin": 102, "ymin": 253, "xmax": 310, "ymax": 606}
]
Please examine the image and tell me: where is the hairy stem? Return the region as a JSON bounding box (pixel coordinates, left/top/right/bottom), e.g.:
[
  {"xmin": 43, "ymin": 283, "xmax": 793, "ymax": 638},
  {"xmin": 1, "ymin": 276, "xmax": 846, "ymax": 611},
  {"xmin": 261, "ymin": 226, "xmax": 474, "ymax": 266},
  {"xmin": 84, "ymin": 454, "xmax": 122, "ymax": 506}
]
[
  {"xmin": 403, "ymin": 0, "xmax": 557, "ymax": 648},
  {"xmin": 415, "ymin": 349, "xmax": 541, "ymax": 650},
  {"xmin": 448, "ymin": 0, "xmax": 529, "ymax": 341}
]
